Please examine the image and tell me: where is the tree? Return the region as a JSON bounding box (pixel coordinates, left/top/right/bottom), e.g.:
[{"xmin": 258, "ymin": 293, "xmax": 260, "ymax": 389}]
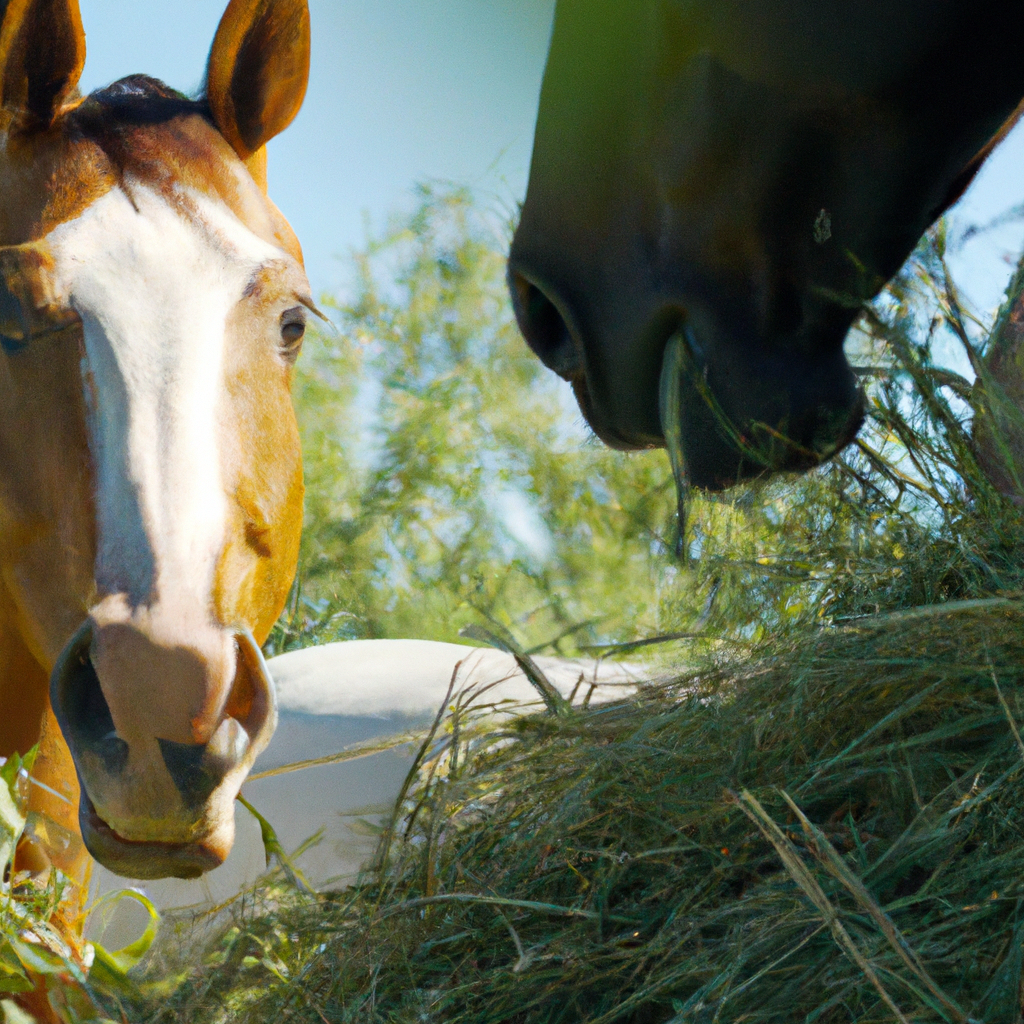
[{"xmin": 268, "ymin": 186, "xmax": 679, "ymax": 655}]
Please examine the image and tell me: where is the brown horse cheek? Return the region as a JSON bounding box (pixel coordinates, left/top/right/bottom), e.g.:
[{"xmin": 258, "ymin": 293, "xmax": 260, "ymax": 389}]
[{"xmin": 214, "ymin": 460, "xmax": 303, "ymax": 644}]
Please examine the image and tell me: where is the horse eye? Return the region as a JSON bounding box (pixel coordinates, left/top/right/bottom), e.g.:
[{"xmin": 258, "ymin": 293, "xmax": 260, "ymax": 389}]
[
  {"xmin": 279, "ymin": 307, "xmax": 306, "ymax": 358},
  {"xmin": 281, "ymin": 322, "xmax": 305, "ymax": 346}
]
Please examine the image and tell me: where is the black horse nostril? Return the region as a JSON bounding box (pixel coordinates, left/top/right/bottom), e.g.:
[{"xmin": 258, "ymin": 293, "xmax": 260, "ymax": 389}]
[
  {"xmin": 158, "ymin": 739, "xmax": 221, "ymax": 809},
  {"xmin": 56, "ymin": 638, "xmax": 129, "ymax": 775},
  {"xmin": 508, "ymin": 272, "xmax": 580, "ymax": 378}
]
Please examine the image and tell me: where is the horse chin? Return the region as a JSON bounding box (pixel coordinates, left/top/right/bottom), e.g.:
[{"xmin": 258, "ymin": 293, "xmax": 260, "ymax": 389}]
[
  {"xmin": 80, "ymin": 794, "xmax": 230, "ymax": 880},
  {"xmin": 571, "ymin": 373, "xmax": 659, "ymax": 452}
]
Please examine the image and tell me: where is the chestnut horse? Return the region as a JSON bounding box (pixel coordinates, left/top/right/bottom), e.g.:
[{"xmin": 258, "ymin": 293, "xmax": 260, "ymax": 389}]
[
  {"xmin": 509, "ymin": 0, "xmax": 1024, "ymax": 490},
  {"xmin": 0, "ymin": 0, "xmax": 311, "ymax": 882}
]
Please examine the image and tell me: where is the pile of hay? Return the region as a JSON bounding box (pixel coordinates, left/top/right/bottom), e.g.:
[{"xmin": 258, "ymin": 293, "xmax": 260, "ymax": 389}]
[{"xmin": 129, "ymin": 595, "xmax": 1024, "ymax": 1023}]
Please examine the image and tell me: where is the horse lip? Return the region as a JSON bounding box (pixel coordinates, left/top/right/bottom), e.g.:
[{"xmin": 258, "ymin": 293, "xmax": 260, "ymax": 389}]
[
  {"xmin": 655, "ymin": 317, "xmax": 866, "ymax": 489},
  {"xmin": 598, "ymin": 317, "xmax": 702, "ymax": 452},
  {"xmin": 79, "ymin": 794, "xmax": 226, "ymax": 880},
  {"xmin": 572, "ymin": 373, "xmax": 648, "ymax": 450}
]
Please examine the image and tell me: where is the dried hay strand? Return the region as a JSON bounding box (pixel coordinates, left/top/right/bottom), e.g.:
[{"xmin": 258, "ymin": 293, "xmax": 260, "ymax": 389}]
[{"xmin": 127, "ymin": 599, "xmax": 1024, "ymax": 1023}]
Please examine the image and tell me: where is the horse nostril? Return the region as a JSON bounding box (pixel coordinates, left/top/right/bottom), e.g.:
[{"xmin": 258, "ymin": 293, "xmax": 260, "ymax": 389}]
[
  {"xmin": 159, "ymin": 629, "xmax": 274, "ymax": 810},
  {"xmin": 508, "ymin": 271, "xmax": 580, "ymax": 379},
  {"xmin": 51, "ymin": 623, "xmax": 129, "ymax": 776},
  {"xmin": 158, "ymin": 736, "xmax": 228, "ymax": 809},
  {"xmin": 228, "ymin": 627, "xmax": 278, "ymax": 749},
  {"xmin": 158, "ymin": 716, "xmax": 251, "ymax": 808}
]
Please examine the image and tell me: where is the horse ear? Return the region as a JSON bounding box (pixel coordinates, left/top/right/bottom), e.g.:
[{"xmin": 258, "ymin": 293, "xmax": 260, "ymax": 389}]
[
  {"xmin": 206, "ymin": 0, "xmax": 310, "ymax": 186},
  {"xmin": 0, "ymin": 0, "xmax": 85, "ymax": 129}
]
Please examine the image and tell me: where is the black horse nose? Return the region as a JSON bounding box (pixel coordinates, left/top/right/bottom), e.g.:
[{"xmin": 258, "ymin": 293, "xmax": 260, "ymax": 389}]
[{"xmin": 507, "ymin": 271, "xmax": 581, "ymax": 379}]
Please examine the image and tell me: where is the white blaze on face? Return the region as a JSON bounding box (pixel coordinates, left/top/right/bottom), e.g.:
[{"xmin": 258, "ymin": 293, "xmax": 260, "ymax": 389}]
[{"xmin": 46, "ymin": 181, "xmax": 283, "ymax": 621}]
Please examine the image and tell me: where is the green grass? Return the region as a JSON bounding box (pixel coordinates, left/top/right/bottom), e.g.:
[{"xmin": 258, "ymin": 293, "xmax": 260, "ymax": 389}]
[{"xmin": 122, "ymin": 596, "xmax": 1024, "ymax": 1023}]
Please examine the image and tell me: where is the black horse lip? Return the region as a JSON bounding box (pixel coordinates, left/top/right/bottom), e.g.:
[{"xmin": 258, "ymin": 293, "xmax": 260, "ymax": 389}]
[
  {"xmin": 80, "ymin": 794, "xmax": 224, "ymax": 880},
  {"xmin": 595, "ymin": 318, "xmax": 701, "ymax": 452},
  {"xmin": 572, "ymin": 372, "xmax": 658, "ymax": 451}
]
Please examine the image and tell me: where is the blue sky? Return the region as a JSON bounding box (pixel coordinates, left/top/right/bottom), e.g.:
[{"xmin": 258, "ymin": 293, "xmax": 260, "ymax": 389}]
[
  {"xmin": 944, "ymin": 125, "xmax": 1024, "ymax": 316},
  {"xmin": 77, "ymin": 0, "xmax": 1024, "ymax": 324},
  {"xmin": 78, "ymin": 0, "xmax": 556, "ymax": 297}
]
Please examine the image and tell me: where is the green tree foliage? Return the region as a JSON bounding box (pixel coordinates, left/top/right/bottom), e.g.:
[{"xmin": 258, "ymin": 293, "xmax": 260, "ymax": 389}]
[
  {"xmin": 269, "ymin": 186, "xmax": 1024, "ymax": 663},
  {"xmin": 268, "ymin": 186, "xmax": 678, "ymax": 655}
]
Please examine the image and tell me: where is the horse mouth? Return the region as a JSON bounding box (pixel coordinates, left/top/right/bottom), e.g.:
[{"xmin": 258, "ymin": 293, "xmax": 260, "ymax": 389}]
[
  {"xmin": 657, "ymin": 325, "xmax": 865, "ymax": 492},
  {"xmin": 80, "ymin": 794, "xmax": 227, "ymax": 880},
  {"xmin": 569, "ymin": 371, "xmax": 654, "ymax": 451}
]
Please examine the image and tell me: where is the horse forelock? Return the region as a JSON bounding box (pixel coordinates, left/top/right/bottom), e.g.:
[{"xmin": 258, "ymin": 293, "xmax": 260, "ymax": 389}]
[
  {"xmin": 0, "ymin": 74, "xmax": 300, "ymax": 264},
  {"xmin": 88, "ymin": 74, "xmax": 193, "ymax": 110},
  {"xmin": 103, "ymin": 90, "xmax": 299, "ymax": 262}
]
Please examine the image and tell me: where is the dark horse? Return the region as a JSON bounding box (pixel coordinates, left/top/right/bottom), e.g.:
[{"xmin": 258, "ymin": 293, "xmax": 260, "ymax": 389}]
[{"xmin": 509, "ymin": 1, "xmax": 1024, "ymax": 489}]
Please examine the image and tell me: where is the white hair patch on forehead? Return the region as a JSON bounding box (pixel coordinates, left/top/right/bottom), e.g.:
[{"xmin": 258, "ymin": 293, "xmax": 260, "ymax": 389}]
[{"xmin": 44, "ymin": 180, "xmax": 286, "ymax": 618}]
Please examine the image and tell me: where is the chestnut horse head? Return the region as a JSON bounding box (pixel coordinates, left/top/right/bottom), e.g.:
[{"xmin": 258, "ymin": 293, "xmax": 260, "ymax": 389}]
[
  {"xmin": 509, "ymin": 0, "xmax": 1024, "ymax": 490},
  {"xmin": 0, "ymin": 0, "xmax": 311, "ymax": 878}
]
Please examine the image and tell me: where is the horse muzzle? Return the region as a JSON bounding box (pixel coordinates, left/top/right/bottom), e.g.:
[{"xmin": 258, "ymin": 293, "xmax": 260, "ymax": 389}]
[
  {"xmin": 658, "ymin": 325, "xmax": 865, "ymax": 491},
  {"xmin": 50, "ymin": 620, "xmax": 277, "ymax": 879},
  {"xmin": 508, "ymin": 260, "xmax": 866, "ymax": 487}
]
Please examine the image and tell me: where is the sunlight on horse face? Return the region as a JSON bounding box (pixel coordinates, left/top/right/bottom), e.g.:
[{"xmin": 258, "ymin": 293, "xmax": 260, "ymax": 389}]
[
  {"xmin": 0, "ymin": 0, "xmax": 311, "ymax": 879},
  {"xmin": 509, "ymin": 0, "xmax": 1024, "ymax": 489}
]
